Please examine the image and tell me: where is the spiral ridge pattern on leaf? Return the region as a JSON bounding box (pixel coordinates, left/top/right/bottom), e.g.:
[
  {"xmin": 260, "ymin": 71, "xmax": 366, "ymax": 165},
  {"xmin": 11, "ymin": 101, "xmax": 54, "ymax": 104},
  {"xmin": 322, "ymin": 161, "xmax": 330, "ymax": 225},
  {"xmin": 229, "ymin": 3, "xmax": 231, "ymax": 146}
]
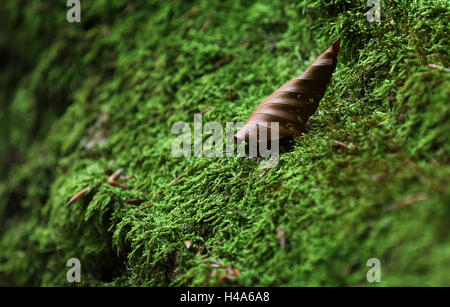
[{"xmin": 235, "ymin": 39, "xmax": 341, "ymax": 143}]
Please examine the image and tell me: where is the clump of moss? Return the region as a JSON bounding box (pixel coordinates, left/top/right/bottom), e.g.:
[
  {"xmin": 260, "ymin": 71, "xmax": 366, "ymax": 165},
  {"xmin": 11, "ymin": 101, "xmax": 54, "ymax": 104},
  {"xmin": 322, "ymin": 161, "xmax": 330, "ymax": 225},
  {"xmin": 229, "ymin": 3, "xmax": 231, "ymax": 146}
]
[{"xmin": 0, "ymin": 0, "xmax": 449, "ymax": 286}]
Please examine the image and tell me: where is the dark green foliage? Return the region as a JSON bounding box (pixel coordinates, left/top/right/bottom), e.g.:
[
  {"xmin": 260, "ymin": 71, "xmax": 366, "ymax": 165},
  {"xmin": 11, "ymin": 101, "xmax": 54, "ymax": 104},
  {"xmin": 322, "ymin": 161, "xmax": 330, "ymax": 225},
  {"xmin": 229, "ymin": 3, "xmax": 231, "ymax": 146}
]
[{"xmin": 0, "ymin": 0, "xmax": 448, "ymax": 286}]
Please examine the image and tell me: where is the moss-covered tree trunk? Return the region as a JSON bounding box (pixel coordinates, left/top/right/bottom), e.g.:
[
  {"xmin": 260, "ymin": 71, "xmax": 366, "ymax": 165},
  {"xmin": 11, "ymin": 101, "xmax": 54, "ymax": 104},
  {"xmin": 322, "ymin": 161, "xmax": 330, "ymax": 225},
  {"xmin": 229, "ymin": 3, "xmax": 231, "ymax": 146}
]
[{"xmin": 0, "ymin": 0, "xmax": 449, "ymax": 286}]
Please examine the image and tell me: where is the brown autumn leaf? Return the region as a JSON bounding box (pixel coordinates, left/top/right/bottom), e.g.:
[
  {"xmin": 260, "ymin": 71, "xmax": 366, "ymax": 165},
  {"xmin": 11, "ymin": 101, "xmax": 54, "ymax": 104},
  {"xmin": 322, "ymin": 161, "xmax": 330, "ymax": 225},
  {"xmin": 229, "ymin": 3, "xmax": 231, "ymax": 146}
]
[{"xmin": 234, "ymin": 39, "xmax": 341, "ymax": 145}]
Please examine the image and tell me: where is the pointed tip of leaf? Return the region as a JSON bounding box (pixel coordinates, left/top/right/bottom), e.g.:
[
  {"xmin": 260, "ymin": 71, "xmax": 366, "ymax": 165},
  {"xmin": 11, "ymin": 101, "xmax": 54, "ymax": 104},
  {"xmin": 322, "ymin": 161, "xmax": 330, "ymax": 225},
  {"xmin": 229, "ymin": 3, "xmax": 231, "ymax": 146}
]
[{"xmin": 333, "ymin": 38, "xmax": 341, "ymax": 57}]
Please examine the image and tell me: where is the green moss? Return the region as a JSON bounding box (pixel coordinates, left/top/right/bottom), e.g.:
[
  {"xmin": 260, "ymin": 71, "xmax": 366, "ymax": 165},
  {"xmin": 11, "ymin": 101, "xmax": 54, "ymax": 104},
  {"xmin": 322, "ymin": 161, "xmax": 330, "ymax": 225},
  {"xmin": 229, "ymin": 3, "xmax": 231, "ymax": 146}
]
[{"xmin": 0, "ymin": 0, "xmax": 449, "ymax": 286}]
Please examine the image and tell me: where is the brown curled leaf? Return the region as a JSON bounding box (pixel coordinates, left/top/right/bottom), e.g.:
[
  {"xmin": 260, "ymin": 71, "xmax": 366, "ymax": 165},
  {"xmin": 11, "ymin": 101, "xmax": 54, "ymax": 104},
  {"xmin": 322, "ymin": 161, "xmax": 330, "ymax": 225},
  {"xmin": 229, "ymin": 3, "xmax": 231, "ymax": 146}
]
[
  {"xmin": 235, "ymin": 39, "xmax": 341, "ymax": 145},
  {"xmin": 66, "ymin": 186, "xmax": 91, "ymax": 207}
]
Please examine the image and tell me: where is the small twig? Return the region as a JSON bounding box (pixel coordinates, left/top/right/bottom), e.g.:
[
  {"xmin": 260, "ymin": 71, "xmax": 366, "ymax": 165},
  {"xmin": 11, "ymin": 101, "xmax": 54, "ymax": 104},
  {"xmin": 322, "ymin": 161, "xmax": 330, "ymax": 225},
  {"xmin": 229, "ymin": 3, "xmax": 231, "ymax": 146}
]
[
  {"xmin": 108, "ymin": 168, "xmax": 127, "ymax": 189},
  {"xmin": 428, "ymin": 64, "xmax": 450, "ymax": 72},
  {"xmin": 260, "ymin": 158, "xmax": 278, "ymax": 178},
  {"xmin": 153, "ymin": 164, "xmax": 198, "ymax": 200},
  {"xmin": 394, "ymin": 193, "xmax": 428, "ymax": 210},
  {"xmin": 199, "ymin": 107, "xmax": 211, "ymax": 115},
  {"xmin": 333, "ymin": 139, "xmax": 355, "ymax": 150},
  {"xmin": 136, "ymin": 204, "xmax": 153, "ymax": 211},
  {"xmin": 204, "ymin": 259, "xmax": 227, "ymax": 269},
  {"xmin": 170, "ymin": 166, "xmax": 196, "ymax": 185},
  {"xmin": 66, "ymin": 186, "xmax": 91, "ymax": 207}
]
